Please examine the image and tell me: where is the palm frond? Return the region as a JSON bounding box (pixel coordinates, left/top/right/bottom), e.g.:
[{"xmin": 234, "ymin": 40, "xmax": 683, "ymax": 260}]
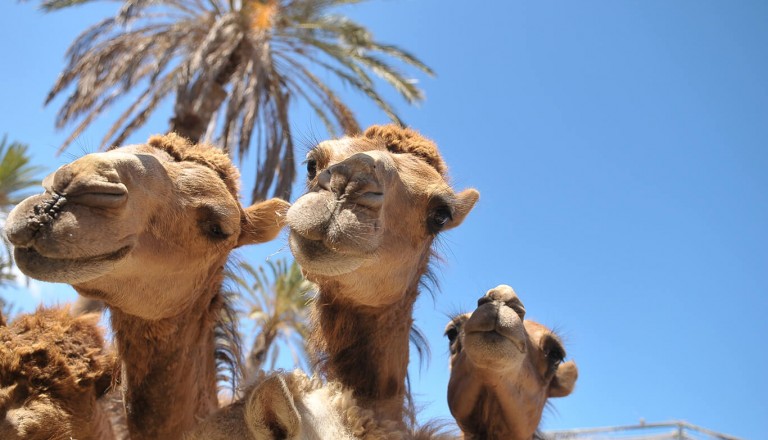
[
  {"xmin": 40, "ymin": 0, "xmax": 434, "ymax": 201},
  {"xmin": 0, "ymin": 136, "xmax": 44, "ymax": 209},
  {"xmin": 227, "ymin": 257, "xmax": 314, "ymax": 378}
]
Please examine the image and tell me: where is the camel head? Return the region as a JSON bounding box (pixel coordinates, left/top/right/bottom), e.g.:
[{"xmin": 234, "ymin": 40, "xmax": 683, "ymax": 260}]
[
  {"xmin": 0, "ymin": 308, "xmax": 115, "ymax": 440},
  {"xmin": 445, "ymin": 285, "xmax": 578, "ymax": 440},
  {"xmin": 4, "ymin": 134, "xmax": 289, "ymax": 320},
  {"xmin": 287, "ymin": 125, "xmax": 479, "ymax": 306}
]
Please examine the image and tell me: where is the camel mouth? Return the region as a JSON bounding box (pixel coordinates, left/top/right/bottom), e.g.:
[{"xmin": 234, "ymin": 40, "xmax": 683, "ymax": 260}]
[
  {"xmin": 17, "ymin": 245, "xmax": 132, "ymax": 263},
  {"xmin": 288, "ymin": 232, "xmax": 366, "ymax": 276},
  {"xmin": 464, "ymin": 305, "xmax": 528, "ymax": 355},
  {"xmin": 13, "ymin": 245, "xmax": 132, "ymax": 283},
  {"xmin": 465, "ymin": 328, "xmax": 527, "ymax": 354}
]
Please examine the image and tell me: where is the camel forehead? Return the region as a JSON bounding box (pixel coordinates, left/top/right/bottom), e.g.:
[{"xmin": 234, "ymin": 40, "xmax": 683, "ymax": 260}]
[
  {"xmin": 313, "ymin": 136, "xmax": 450, "ymax": 192},
  {"xmin": 113, "ymin": 134, "xmax": 241, "ymax": 198},
  {"xmin": 113, "ymin": 143, "xmax": 174, "ymax": 159}
]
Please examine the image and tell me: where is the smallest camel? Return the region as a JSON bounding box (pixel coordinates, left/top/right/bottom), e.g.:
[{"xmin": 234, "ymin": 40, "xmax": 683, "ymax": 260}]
[
  {"xmin": 445, "ymin": 285, "xmax": 578, "ymax": 440},
  {"xmin": 0, "ymin": 307, "xmax": 117, "ymax": 440}
]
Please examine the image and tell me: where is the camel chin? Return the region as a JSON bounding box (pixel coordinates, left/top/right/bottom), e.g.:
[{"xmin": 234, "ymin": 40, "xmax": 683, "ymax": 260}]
[
  {"xmin": 13, "ymin": 245, "xmax": 131, "ymax": 284},
  {"xmin": 288, "ymin": 232, "xmax": 367, "ymax": 277},
  {"xmin": 464, "ymin": 330, "xmax": 527, "ymax": 371}
]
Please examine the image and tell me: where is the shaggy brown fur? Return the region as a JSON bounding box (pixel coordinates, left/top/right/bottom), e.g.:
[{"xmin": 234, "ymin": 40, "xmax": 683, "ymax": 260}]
[
  {"xmin": 0, "ymin": 307, "xmax": 116, "ymax": 440},
  {"xmin": 309, "ymin": 267, "xmax": 422, "ymax": 407},
  {"xmin": 362, "ymin": 125, "xmax": 447, "ymax": 176},
  {"xmin": 146, "ymin": 133, "xmax": 242, "ymax": 197}
]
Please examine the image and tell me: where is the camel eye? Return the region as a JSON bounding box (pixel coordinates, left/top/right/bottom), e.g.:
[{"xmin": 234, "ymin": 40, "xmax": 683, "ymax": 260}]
[
  {"xmin": 198, "ymin": 207, "xmax": 233, "ymax": 241},
  {"xmin": 306, "ymin": 158, "xmax": 318, "ymax": 180},
  {"xmin": 207, "ymin": 223, "xmax": 229, "ymax": 240},
  {"xmin": 543, "ymin": 339, "xmax": 566, "ymax": 368},
  {"xmin": 428, "ymin": 206, "xmax": 452, "ymax": 233},
  {"xmin": 445, "ymin": 326, "xmax": 459, "ymax": 343}
]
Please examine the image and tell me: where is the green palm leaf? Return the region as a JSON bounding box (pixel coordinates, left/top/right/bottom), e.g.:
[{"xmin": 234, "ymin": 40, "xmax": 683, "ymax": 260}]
[{"xmin": 226, "ymin": 257, "xmax": 314, "ymax": 377}]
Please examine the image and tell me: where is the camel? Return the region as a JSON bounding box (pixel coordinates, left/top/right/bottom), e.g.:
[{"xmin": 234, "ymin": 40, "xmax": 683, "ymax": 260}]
[
  {"xmin": 0, "ymin": 307, "xmax": 116, "ymax": 440},
  {"xmin": 444, "ymin": 285, "xmax": 579, "ymax": 440},
  {"xmin": 4, "ymin": 133, "xmax": 289, "ymax": 440},
  {"xmin": 185, "ymin": 370, "xmax": 453, "ymax": 440},
  {"xmin": 286, "ymin": 124, "xmax": 479, "ymax": 425}
]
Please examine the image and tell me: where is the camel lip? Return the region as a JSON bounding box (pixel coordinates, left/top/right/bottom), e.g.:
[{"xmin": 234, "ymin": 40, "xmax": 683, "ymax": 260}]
[
  {"xmin": 289, "ymin": 230, "xmax": 375, "ymax": 257},
  {"xmin": 465, "ymin": 328, "xmax": 527, "ymax": 353},
  {"xmin": 15, "ymin": 245, "xmax": 132, "ymax": 265},
  {"xmin": 288, "ymin": 231, "xmax": 366, "ymax": 276},
  {"xmin": 289, "ymin": 231, "xmax": 340, "ymax": 256}
]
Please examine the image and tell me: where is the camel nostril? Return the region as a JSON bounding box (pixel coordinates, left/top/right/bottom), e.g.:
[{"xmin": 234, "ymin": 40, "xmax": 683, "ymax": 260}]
[
  {"xmin": 506, "ymin": 299, "xmax": 526, "ymax": 319},
  {"xmin": 318, "ymin": 169, "xmax": 332, "ymax": 192},
  {"xmin": 477, "ymin": 295, "xmax": 493, "ymax": 307}
]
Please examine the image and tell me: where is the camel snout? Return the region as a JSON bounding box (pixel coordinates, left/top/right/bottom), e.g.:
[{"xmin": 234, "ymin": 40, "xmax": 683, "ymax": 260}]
[
  {"xmin": 318, "ymin": 153, "xmax": 383, "ymax": 207},
  {"xmin": 4, "ymin": 194, "xmax": 51, "ymax": 247},
  {"xmin": 479, "ymin": 285, "xmax": 526, "ymax": 319}
]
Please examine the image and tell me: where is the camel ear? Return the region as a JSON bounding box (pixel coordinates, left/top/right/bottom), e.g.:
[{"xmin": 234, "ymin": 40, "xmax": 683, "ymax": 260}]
[
  {"xmin": 245, "ymin": 375, "xmax": 300, "ymax": 439},
  {"xmin": 238, "ymin": 198, "xmax": 291, "ymax": 247},
  {"xmin": 444, "ymin": 189, "xmax": 480, "ymax": 232},
  {"xmin": 548, "ymin": 360, "xmax": 578, "ymax": 398}
]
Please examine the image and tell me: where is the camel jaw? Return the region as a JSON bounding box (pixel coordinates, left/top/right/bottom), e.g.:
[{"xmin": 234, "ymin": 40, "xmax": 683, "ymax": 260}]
[
  {"xmin": 13, "ymin": 245, "xmax": 132, "ymax": 284},
  {"xmin": 288, "ymin": 231, "xmax": 366, "ymax": 277}
]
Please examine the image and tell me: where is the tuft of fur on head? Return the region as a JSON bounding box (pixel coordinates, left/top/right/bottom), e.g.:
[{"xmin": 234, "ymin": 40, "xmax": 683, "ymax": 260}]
[
  {"xmin": 363, "ymin": 125, "xmax": 447, "ymax": 176},
  {"xmin": 148, "ymin": 133, "xmax": 242, "ymax": 198},
  {"xmin": 0, "ymin": 307, "xmax": 115, "ymax": 398}
]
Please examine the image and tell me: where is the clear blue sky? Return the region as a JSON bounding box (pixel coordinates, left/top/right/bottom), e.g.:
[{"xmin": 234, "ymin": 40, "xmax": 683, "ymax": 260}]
[{"xmin": 2, "ymin": 1, "xmax": 766, "ymax": 438}]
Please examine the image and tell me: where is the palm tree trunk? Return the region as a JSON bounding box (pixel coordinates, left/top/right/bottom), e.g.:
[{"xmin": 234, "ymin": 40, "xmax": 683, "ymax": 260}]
[
  {"xmin": 169, "ymin": 83, "xmax": 227, "ymax": 142},
  {"xmin": 246, "ymin": 328, "xmax": 277, "ymax": 377},
  {"xmin": 170, "ymin": 45, "xmax": 242, "ymax": 143}
]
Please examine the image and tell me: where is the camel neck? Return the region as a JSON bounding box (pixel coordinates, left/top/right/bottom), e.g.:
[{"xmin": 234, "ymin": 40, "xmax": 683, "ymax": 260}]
[
  {"xmin": 460, "ymin": 382, "xmax": 540, "ymax": 440},
  {"xmin": 109, "ymin": 282, "xmax": 221, "ymax": 440},
  {"xmin": 312, "ymin": 281, "xmax": 419, "ymax": 423}
]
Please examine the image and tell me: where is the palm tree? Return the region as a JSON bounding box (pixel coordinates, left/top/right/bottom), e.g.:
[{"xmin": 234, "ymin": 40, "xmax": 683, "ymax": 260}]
[
  {"xmin": 0, "ymin": 136, "xmax": 43, "ymax": 211},
  {"xmin": 39, "ymin": 0, "xmax": 434, "ymax": 200},
  {"xmin": 227, "ymin": 258, "xmax": 313, "ymax": 376}
]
